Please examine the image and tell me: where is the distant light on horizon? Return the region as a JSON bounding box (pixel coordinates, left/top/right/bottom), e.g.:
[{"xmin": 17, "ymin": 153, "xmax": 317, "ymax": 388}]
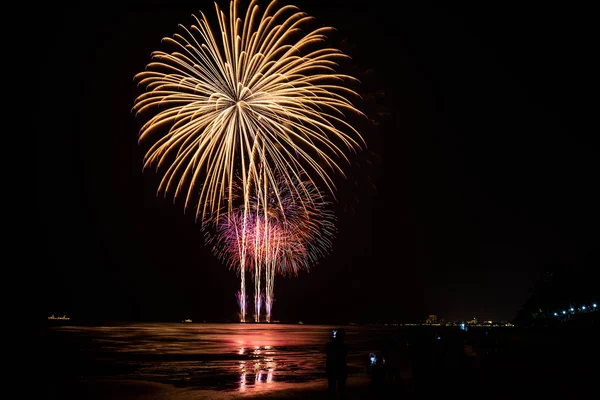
[
  {"xmin": 562, "ymin": 310, "xmax": 566, "ymax": 314},
  {"xmin": 582, "ymin": 306, "xmax": 586, "ymax": 310}
]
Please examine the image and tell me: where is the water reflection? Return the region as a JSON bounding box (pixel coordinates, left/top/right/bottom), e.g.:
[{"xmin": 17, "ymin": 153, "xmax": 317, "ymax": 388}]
[
  {"xmin": 239, "ymin": 361, "xmax": 247, "ymax": 392},
  {"xmin": 45, "ymin": 323, "xmax": 374, "ymax": 396},
  {"xmin": 236, "ymin": 345, "xmax": 278, "ymax": 391}
]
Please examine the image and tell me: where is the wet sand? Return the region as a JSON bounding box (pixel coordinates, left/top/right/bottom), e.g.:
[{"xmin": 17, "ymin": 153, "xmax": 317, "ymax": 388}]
[
  {"xmin": 41, "ymin": 322, "xmax": 598, "ymax": 399},
  {"xmin": 41, "ymin": 323, "xmax": 381, "ymax": 399}
]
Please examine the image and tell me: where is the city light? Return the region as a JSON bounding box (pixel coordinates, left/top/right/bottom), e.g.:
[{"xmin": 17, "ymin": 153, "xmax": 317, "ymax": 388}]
[
  {"xmin": 562, "ymin": 311, "xmax": 566, "ymax": 314},
  {"xmin": 582, "ymin": 306, "xmax": 586, "ymax": 310},
  {"xmin": 570, "ymin": 308, "xmax": 574, "ymax": 312},
  {"xmin": 594, "ymin": 304, "xmax": 597, "ymax": 308},
  {"xmin": 554, "ymin": 312, "xmax": 558, "ymax": 316}
]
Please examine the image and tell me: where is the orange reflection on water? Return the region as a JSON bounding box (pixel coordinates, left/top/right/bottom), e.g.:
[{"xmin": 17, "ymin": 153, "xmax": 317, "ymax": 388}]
[
  {"xmin": 239, "ymin": 361, "xmax": 247, "ymax": 392},
  {"xmin": 237, "ymin": 345, "xmax": 278, "ymax": 392}
]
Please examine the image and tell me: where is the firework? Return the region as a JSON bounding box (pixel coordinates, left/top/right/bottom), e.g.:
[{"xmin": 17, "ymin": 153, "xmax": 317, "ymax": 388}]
[
  {"xmin": 206, "ymin": 170, "xmax": 336, "ymax": 322},
  {"xmin": 133, "ymin": 0, "xmax": 364, "ymax": 220},
  {"xmin": 134, "ymin": 0, "xmax": 362, "ymax": 321}
]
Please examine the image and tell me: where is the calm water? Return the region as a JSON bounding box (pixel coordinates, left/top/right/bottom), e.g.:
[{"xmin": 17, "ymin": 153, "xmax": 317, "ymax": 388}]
[{"xmin": 42, "ymin": 323, "xmax": 406, "ymax": 398}]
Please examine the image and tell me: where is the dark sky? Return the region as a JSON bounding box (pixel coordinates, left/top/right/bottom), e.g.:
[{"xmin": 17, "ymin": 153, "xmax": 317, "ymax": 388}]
[{"xmin": 35, "ymin": 1, "xmax": 598, "ymax": 324}]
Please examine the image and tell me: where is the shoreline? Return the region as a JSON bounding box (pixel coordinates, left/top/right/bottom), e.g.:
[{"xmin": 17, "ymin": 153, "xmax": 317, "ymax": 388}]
[{"xmin": 46, "ymin": 374, "xmax": 383, "ymax": 400}]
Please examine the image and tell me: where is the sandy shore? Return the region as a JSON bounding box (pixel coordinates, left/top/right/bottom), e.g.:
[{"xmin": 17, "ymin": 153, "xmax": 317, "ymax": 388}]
[
  {"xmin": 41, "ymin": 322, "xmax": 599, "ymax": 399},
  {"xmin": 46, "ymin": 374, "xmax": 410, "ymax": 400}
]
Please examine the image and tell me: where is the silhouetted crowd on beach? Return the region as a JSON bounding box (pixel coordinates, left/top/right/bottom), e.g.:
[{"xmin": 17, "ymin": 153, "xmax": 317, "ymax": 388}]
[{"xmin": 329, "ymin": 324, "xmax": 598, "ymax": 398}]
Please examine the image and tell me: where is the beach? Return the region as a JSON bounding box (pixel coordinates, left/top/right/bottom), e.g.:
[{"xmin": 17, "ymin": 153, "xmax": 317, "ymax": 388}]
[{"xmin": 40, "ymin": 322, "xmax": 598, "ymax": 399}]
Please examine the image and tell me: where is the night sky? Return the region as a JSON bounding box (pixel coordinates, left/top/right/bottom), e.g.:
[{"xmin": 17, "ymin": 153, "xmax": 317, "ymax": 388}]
[{"xmin": 35, "ymin": 1, "xmax": 598, "ymax": 324}]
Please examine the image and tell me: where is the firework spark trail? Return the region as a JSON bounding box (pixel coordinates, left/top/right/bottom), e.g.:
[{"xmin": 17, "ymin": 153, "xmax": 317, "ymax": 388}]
[
  {"xmin": 236, "ymin": 290, "xmax": 247, "ymax": 322},
  {"xmin": 264, "ymin": 228, "xmax": 279, "ymax": 322},
  {"xmin": 253, "ymin": 202, "xmax": 263, "ymax": 322},
  {"xmin": 252, "ymin": 214, "xmax": 283, "ymax": 323}
]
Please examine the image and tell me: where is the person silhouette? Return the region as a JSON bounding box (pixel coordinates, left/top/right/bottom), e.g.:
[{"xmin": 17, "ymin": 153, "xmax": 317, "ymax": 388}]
[
  {"xmin": 326, "ymin": 328, "xmax": 348, "ymax": 399},
  {"xmin": 382, "ymin": 337, "xmax": 402, "ymax": 386}
]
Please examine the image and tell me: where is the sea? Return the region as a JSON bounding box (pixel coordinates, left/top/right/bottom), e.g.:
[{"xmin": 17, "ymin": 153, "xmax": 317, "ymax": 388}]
[
  {"xmin": 41, "ymin": 322, "xmax": 417, "ymax": 399},
  {"xmin": 41, "ymin": 320, "xmax": 598, "ymax": 399}
]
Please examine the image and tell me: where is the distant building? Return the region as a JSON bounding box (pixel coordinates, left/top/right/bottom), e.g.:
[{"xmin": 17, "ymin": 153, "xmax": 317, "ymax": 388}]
[
  {"xmin": 425, "ymin": 314, "xmax": 437, "ymax": 324},
  {"xmin": 466, "ymin": 317, "xmax": 478, "ymax": 325}
]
